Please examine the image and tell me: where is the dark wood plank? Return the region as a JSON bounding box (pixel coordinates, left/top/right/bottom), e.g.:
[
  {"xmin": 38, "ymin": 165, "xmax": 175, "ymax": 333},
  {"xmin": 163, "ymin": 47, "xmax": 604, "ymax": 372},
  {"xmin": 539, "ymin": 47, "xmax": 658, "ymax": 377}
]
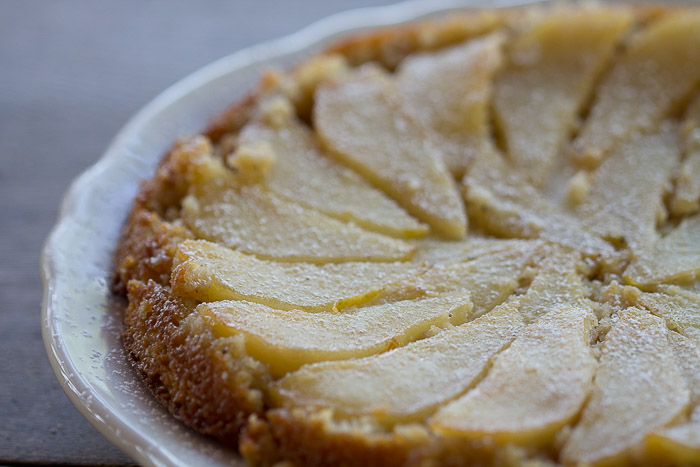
[{"xmin": 0, "ymin": 0, "xmax": 395, "ymax": 464}]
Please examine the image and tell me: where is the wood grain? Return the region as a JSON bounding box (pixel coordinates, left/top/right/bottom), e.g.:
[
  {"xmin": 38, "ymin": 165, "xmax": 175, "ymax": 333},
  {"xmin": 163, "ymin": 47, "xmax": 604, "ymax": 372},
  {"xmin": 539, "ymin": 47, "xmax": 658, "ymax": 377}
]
[{"xmin": 0, "ymin": 0, "xmax": 395, "ymax": 464}]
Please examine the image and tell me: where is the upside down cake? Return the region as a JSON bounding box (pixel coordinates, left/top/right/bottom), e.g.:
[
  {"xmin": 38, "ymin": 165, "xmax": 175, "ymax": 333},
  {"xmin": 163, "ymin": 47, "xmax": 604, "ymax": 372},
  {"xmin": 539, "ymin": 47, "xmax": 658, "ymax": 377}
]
[{"xmin": 113, "ymin": 3, "xmax": 700, "ymax": 465}]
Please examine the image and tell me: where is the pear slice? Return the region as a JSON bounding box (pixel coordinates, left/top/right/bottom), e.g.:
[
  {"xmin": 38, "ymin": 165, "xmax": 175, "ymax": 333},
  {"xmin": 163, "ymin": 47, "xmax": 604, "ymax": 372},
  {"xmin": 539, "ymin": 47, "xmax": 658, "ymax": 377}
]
[
  {"xmin": 431, "ymin": 304, "xmax": 597, "ymax": 446},
  {"xmin": 171, "ymin": 240, "xmax": 422, "ymax": 312},
  {"xmin": 180, "ymin": 160, "xmax": 414, "ymax": 263},
  {"xmin": 671, "ymin": 94, "xmax": 700, "ymax": 216},
  {"xmin": 515, "ymin": 246, "xmax": 588, "ymax": 324},
  {"xmin": 672, "ymin": 149, "xmax": 700, "ymax": 218},
  {"xmin": 493, "ymin": 6, "xmax": 631, "ymax": 186},
  {"xmin": 410, "ymin": 237, "xmax": 542, "ymax": 266},
  {"xmin": 199, "ymin": 293, "xmax": 471, "ymax": 376},
  {"xmin": 380, "ymin": 242, "xmax": 541, "ymax": 317},
  {"xmin": 272, "ymin": 302, "xmax": 524, "ymax": 424},
  {"xmin": 463, "ymin": 151, "xmax": 614, "ymax": 257},
  {"xmin": 625, "ymin": 214, "xmax": 700, "ymax": 286},
  {"xmin": 647, "ymin": 422, "xmax": 700, "ymax": 466},
  {"xmin": 572, "ymin": 11, "xmax": 700, "ymax": 166},
  {"xmin": 314, "ymin": 65, "xmax": 467, "ymax": 239},
  {"xmin": 667, "ymin": 331, "xmax": 700, "ymax": 406},
  {"xmin": 577, "ymin": 126, "xmax": 681, "ymax": 255},
  {"xmin": 635, "ymin": 288, "xmax": 700, "ymax": 347},
  {"xmin": 396, "ymin": 32, "xmax": 504, "ymax": 177},
  {"xmin": 561, "ymin": 309, "xmax": 690, "ymax": 466},
  {"xmin": 637, "ymin": 328, "xmax": 700, "ymax": 463},
  {"xmin": 236, "ymin": 119, "xmax": 427, "ymax": 238},
  {"xmin": 646, "ymin": 331, "xmax": 700, "ymax": 458}
]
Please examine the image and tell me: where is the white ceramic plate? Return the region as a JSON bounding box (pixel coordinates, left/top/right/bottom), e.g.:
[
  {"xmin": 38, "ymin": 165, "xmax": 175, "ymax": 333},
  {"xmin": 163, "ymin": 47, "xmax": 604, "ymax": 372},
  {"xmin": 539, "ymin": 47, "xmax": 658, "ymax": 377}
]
[{"xmin": 41, "ymin": 1, "xmax": 541, "ymax": 465}]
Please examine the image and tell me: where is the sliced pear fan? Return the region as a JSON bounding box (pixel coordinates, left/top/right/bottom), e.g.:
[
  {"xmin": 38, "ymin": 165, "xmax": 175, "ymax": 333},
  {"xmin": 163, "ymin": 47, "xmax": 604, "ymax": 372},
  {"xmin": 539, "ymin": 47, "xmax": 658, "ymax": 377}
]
[
  {"xmin": 562, "ymin": 310, "xmax": 689, "ymax": 466},
  {"xmin": 180, "ymin": 159, "xmax": 414, "ymax": 263},
  {"xmin": 577, "ymin": 126, "xmax": 681, "ymax": 255},
  {"xmin": 573, "ymin": 11, "xmax": 700, "ymax": 166},
  {"xmin": 314, "ymin": 65, "xmax": 467, "ymax": 239},
  {"xmin": 397, "ymin": 32, "xmax": 504, "ymax": 177},
  {"xmin": 273, "ymin": 302, "xmax": 524, "ymax": 424},
  {"xmin": 493, "ymin": 6, "xmax": 630, "ymax": 186},
  {"xmin": 199, "ymin": 293, "xmax": 471, "ymax": 376},
  {"xmin": 431, "ymin": 304, "xmax": 597, "ymax": 446},
  {"xmin": 236, "ymin": 118, "xmax": 427, "ymax": 238},
  {"xmin": 171, "ymin": 240, "xmax": 423, "ymax": 312},
  {"xmin": 120, "ymin": 5, "xmax": 700, "ymax": 464}
]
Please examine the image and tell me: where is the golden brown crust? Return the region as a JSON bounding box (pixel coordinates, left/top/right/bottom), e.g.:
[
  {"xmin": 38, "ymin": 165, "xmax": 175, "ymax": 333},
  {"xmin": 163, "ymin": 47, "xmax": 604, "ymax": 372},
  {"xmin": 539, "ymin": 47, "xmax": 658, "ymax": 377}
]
[
  {"xmin": 112, "ymin": 135, "xmax": 220, "ymax": 295},
  {"xmin": 204, "ymin": 92, "xmax": 258, "ymax": 145},
  {"xmin": 112, "ymin": 209, "xmax": 193, "ymax": 295},
  {"xmin": 239, "ymin": 409, "xmax": 543, "ymax": 467},
  {"xmin": 123, "ymin": 280, "xmax": 270, "ymax": 443},
  {"xmin": 240, "ymin": 409, "xmax": 429, "ymax": 467},
  {"xmin": 135, "ymin": 136, "xmax": 216, "ymax": 218},
  {"xmin": 325, "ymin": 11, "xmax": 505, "ymax": 70},
  {"xmin": 112, "ymin": 79, "xmax": 269, "ymax": 447}
]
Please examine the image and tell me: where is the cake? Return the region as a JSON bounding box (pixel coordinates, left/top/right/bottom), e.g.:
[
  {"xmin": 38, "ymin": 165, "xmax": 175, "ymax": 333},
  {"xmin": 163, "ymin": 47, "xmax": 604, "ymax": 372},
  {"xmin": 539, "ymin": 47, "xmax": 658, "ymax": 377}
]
[{"xmin": 113, "ymin": 3, "xmax": 700, "ymax": 465}]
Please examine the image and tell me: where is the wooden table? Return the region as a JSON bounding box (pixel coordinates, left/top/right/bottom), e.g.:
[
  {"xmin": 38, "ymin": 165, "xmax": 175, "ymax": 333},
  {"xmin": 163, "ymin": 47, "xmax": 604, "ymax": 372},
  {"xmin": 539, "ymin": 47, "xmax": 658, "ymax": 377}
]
[{"xmin": 0, "ymin": 1, "xmax": 395, "ymax": 464}]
